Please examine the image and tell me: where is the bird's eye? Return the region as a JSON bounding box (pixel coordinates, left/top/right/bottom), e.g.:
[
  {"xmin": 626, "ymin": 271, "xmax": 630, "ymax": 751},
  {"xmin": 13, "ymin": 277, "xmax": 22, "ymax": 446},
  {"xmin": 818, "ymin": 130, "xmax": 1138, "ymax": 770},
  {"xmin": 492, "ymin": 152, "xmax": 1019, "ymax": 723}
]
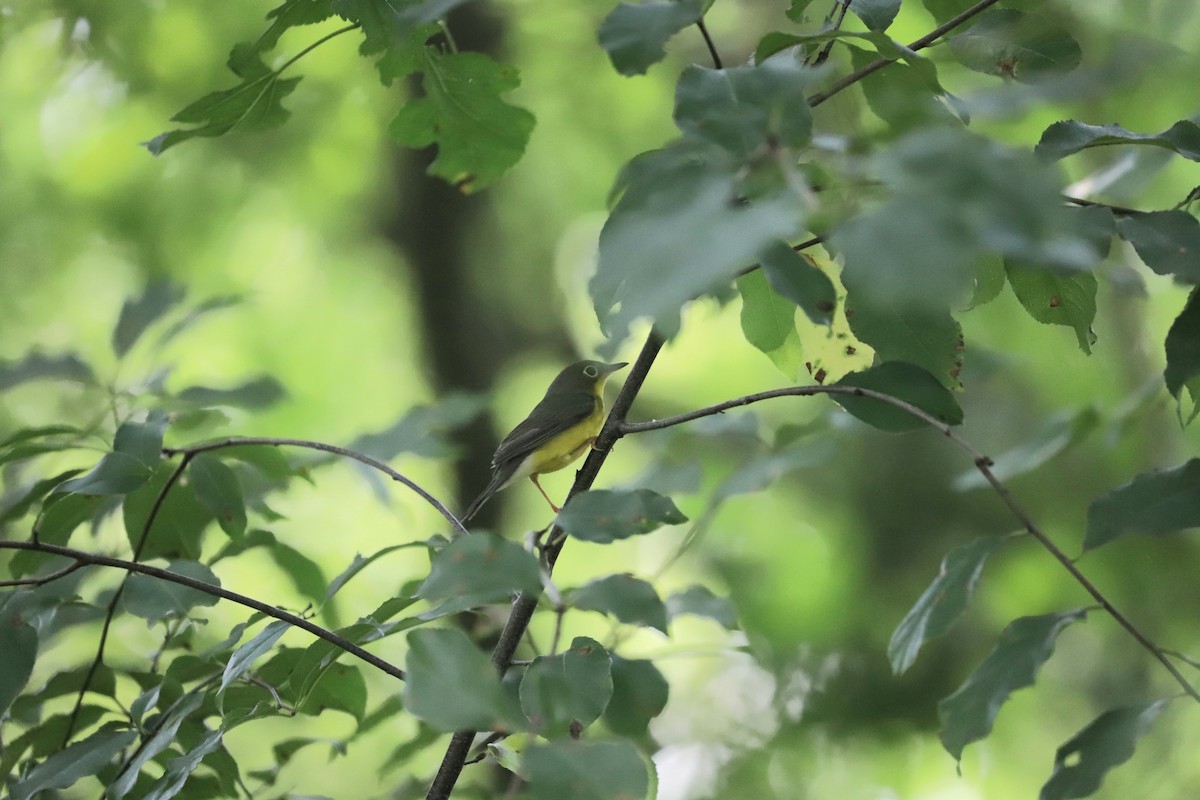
[{"xmin": 584, "ymin": 365, "xmax": 598, "ymax": 378}]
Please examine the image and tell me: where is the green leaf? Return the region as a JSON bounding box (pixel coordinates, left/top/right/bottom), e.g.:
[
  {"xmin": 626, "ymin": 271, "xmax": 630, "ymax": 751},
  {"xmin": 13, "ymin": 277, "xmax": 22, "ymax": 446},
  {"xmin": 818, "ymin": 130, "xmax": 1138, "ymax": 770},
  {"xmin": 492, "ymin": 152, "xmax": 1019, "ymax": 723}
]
[
  {"xmin": 1036, "ymin": 120, "xmax": 1200, "ymax": 163},
  {"xmin": 525, "ymin": 739, "xmax": 650, "ymax": 800},
  {"xmin": 145, "ymin": 47, "xmax": 303, "ymax": 154},
  {"xmin": 666, "ymin": 584, "xmax": 738, "ymax": 629},
  {"xmin": 403, "ymin": 628, "xmax": 523, "ymax": 731},
  {"xmin": 1085, "ymin": 459, "xmax": 1200, "ymax": 550},
  {"xmin": 114, "ymin": 416, "xmax": 169, "ymax": 468},
  {"xmin": 124, "ymin": 463, "xmax": 214, "ymax": 561},
  {"xmin": 0, "ymin": 351, "xmax": 95, "ymax": 390},
  {"xmin": 888, "ymin": 537, "xmax": 1005, "ymax": 674},
  {"xmin": 155, "ymin": 294, "xmax": 243, "ymax": 350},
  {"xmin": 57, "ymin": 452, "xmax": 152, "ymax": 496},
  {"xmin": 322, "ymin": 542, "xmax": 429, "ymax": 607},
  {"xmin": 1116, "ymin": 211, "xmax": 1200, "ymax": 282},
  {"xmin": 965, "ymin": 254, "xmax": 1007, "ymax": 310},
  {"xmin": 1005, "ymin": 261, "xmax": 1098, "ymax": 354},
  {"xmin": 113, "ymin": 282, "xmax": 186, "ymax": 357},
  {"xmin": 296, "ymin": 661, "xmax": 367, "ymax": 720},
  {"xmin": 715, "ymin": 436, "xmax": 835, "ymax": 499},
  {"xmin": 843, "ymin": 291, "xmax": 965, "ymax": 388},
  {"xmin": 9, "ymin": 493, "xmax": 102, "ymax": 577},
  {"xmin": 519, "ymin": 637, "xmax": 613, "ymax": 737},
  {"xmin": 417, "ymin": 534, "xmax": 542, "ymax": 606},
  {"xmin": 1040, "ymin": 700, "xmax": 1170, "ymax": 800},
  {"xmin": 759, "ymin": 241, "xmax": 836, "ymax": 325},
  {"xmin": 260, "ymin": 0, "xmax": 336, "ymax": 51},
  {"xmin": 8, "ymin": 723, "xmax": 137, "ymax": 800},
  {"xmin": 122, "ymin": 561, "xmax": 222, "ymax": 621},
  {"xmin": 603, "ymin": 657, "xmax": 669, "ymax": 736},
  {"xmin": 1165, "ymin": 290, "xmax": 1200, "ymax": 423},
  {"xmin": 220, "ymin": 620, "xmax": 290, "ymax": 693},
  {"xmin": 388, "ymin": 49, "xmax": 535, "ymax": 192},
  {"xmin": 210, "ymin": 529, "xmax": 327, "ymax": 607},
  {"xmin": 142, "ymin": 728, "xmax": 227, "ymax": 800},
  {"xmin": 556, "ymin": 489, "xmax": 687, "ymax": 544},
  {"xmin": 570, "ymin": 574, "xmax": 669, "ymax": 633},
  {"xmin": 832, "ymin": 362, "xmax": 965, "ymax": 432},
  {"xmin": 110, "ymin": 693, "xmax": 204, "ymax": 799},
  {"xmin": 176, "ymin": 376, "xmax": 287, "ymax": 410},
  {"xmin": 592, "ymin": 143, "xmax": 804, "ymax": 348},
  {"xmin": 947, "ymin": 9, "xmax": 1082, "ymax": 83},
  {"xmin": 674, "ymin": 61, "xmax": 814, "ymax": 159},
  {"xmin": 597, "ymin": 0, "xmax": 704, "ymax": 76},
  {"xmin": 850, "ymin": 0, "xmax": 901, "ymax": 31},
  {"xmin": 347, "ymin": 393, "xmax": 486, "ymax": 460},
  {"xmin": 953, "ymin": 407, "xmax": 1099, "ymax": 491},
  {"xmin": 188, "ymin": 454, "xmax": 247, "ymax": 538},
  {"xmin": 786, "ymin": 0, "xmax": 816, "ymax": 22},
  {"xmin": 738, "ymin": 270, "xmax": 804, "ymax": 377},
  {"xmin": 0, "ymin": 615, "xmax": 37, "ymax": 717},
  {"xmin": 939, "ymin": 609, "xmax": 1088, "ymax": 761}
]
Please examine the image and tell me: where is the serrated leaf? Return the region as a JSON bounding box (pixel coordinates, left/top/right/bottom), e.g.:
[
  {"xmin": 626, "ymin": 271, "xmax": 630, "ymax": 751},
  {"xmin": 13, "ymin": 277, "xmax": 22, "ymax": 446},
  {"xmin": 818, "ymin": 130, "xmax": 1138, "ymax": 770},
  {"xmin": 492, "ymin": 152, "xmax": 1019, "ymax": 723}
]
[
  {"xmin": 597, "ymin": 0, "xmax": 704, "ymax": 76},
  {"xmin": 389, "ymin": 49, "xmax": 534, "ymax": 192},
  {"xmin": 948, "ymin": 9, "xmax": 1081, "ymax": 83},
  {"xmin": 674, "ymin": 61, "xmax": 814, "ymax": 159},
  {"xmin": 759, "ymin": 241, "xmax": 836, "ymax": 325},
  {"xmin": 570, "ymin": 574, "xmax": 669, "ymax": 633},
  {"xmin": 524, "ymin": 740, "xmax": 650, "ymax": 800},
  {"xmin": 146, "ymin": 48, "xmax": 303, "ymax": 154},
  {"xmin": 417, "ymin": 534, "xmax": 542, "ymax": 605},
  {"xmin": 954, "ymin": 407, "xmax": 1099, "ymax": 490},
  {"xmin": 850, "ymin": 0, "xmax": 901, "ymax": 31},
  {"xmin": 260, "ymin": 0, "xmax": 336, "ymax": 51},
  {"xmin": 939, "ymin": 609, "xmax": 1088, "ymax": 761},
  {"xmin": 0, "ymin": 615, "xmax": 37, "ymax": 718},
  {"xmin": 176, "ymin": 376, "xmax": 286, "ymax": 410},
  {"xmin": 8, "ymin": 724, "xmax": 137, "ymax": 800},
  {"xmin": 889, "ymin": 537, "xmax": 1005, "ymax": 674},
  {"xmin": 1116, "ymin": 211, "xmax": 1200, "ymax": 282},
  {"xmin": 1006, "ymin": 261, "xmax": 1097, "ymax": 354},
  {"xmin": 1036, "ymin": 120, "xmax": 1200, "ymax": 163},
  {"xmin": 404, "ymin": 628, "xmax": 523, "ymax": 731},
  {"xmin": 519, "ymin": 637, "xmax": 613, "ymax": 737},
  {"xmin": 592, "ymin": 143, "xmax": 804, "ymax": 348},
  {"xmin": 603, "ymin": 657, "xmax": 669, "ymax": 736},
  {"xmin": 1084, "ymin": 459, "xmax": 1200, "ymax": 550},
  {"xmin": 556, "ymin": 489, "xmax": 687, "ymax": 544},
  {"xmin": 113, "ymin": 282, "xmax": 186, "ymax": 358},
  {"xmin": 188, "ymin": 454, "xmax": 247, "ymax": 537},
  {"xmin": 122, "ymin": 561, "xmax": 221, "ymax": 621},
  {"xmin": 666, "ymin": 584, "xmax": 738, "ymax": 629},
  {"xmin": 1165, "ymin": 290, "xmax": 1200, "ymax": 423},
  {"xmin": 0, "ymin": 351, "xmax": 95, "ymax": 390},
  {"xmin": 832, "ymin": 362, "xmax": 965, "ymax": 432},
  {"xmin": 1039, "ymin": 700, "xmax": 1170, "ymax": 800}
]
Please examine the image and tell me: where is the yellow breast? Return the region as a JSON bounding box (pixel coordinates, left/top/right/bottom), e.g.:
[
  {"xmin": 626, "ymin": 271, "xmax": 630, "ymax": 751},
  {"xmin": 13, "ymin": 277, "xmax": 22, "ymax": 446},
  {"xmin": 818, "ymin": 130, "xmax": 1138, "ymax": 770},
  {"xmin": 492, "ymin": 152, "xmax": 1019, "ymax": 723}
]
[{"xmin": 529, "ymin": 402, "xmax": 605, "ymax": 475}]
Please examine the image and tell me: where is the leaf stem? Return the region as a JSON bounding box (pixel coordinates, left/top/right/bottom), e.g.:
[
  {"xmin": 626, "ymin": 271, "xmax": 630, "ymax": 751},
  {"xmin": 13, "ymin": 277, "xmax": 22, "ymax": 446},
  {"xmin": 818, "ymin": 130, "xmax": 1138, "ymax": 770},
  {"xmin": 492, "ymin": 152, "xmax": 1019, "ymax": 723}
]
[{"xmin": 277, "ymin": 23, "xmax": 361, "ymax": 76}]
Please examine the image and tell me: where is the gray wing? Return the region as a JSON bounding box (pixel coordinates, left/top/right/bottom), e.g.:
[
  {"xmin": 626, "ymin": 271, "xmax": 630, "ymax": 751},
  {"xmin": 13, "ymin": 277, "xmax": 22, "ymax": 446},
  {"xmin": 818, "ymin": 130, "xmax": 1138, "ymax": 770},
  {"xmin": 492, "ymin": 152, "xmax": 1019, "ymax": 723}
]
[{"xmin": 491, "ymin": 391, "xmax": 597, "ymax": 467}]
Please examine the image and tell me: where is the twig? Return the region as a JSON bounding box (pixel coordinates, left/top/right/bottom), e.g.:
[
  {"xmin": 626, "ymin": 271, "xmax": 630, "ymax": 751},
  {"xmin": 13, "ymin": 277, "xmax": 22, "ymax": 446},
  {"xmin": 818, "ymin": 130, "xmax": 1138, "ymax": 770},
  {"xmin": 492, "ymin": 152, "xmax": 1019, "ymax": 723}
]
[
  {"xmin": 1063, "ymin": 195, "xmax": 1141, "ymax": 216},
  {"xmin": 619, "ymin": 385, "xmax": 1200, "ymax": 704},
  {"xmin": 162, "ymin": 437, "xmax": 466, "ymax": 536},
  {"xmin": 0, "ymin": 560, "xmax": 86, "ymax": 587},
  {"xmin": 807, "ymin": 0, "xmax": 1004, "ymax": 107},
  {"xmin": 695, "ymin": 17, "xmax": 722, "ymax": 69},
  {"xmin": 807, "ymin": 0, "xmax": 851, "ymax": 67},
  {"xmin": 0, "ymin": 540, "xmax": 407, "ymax": 683},
  {"xmin": 424, "ymin": 331, "xmax": 666, "ymax": 800}
]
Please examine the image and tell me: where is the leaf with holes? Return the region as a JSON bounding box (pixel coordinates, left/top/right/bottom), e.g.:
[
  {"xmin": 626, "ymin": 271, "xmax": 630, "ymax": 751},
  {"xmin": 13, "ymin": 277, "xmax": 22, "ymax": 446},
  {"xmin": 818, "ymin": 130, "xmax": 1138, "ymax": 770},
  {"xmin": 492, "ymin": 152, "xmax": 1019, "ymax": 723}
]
[
  {"xmin": 1006, "ymin": 261, "xmax": 1097, "ymax": 354},
  {"xmin": 557, "ymin": 489, "xmax": 687, "ymax": 544},
  {"xmin": 948, "ymin": 9, "xmax": 1081, "ymax": 83},
  {"xmin": 1039, "ymin": 700, "xmax": 1171, "ymax": 800}
]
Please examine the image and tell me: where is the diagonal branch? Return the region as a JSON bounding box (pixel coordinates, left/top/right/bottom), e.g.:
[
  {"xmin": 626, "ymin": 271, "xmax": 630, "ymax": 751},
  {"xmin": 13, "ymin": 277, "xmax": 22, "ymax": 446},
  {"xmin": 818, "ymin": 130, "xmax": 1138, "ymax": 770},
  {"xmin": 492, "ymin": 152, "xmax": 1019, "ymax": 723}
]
[
  {"xmin": 620, "ymin": 384, "xmax": 1200, "ymax": 704},
  {"xmin": 0, "ymin": 540, "xmax": 407, "ymax": 682},
  {"xmin": 807, "ymin": 0, "xmax": 1004, "ymax": 107}
]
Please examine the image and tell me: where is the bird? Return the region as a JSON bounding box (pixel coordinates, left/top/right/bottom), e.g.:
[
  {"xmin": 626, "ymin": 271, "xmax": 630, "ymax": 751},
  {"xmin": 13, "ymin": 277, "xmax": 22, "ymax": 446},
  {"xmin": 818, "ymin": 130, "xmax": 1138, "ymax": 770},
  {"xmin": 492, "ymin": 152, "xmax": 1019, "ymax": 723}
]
[{"xmin": 462, "ymin": 360, "xmax": 628, "ymax": 521}]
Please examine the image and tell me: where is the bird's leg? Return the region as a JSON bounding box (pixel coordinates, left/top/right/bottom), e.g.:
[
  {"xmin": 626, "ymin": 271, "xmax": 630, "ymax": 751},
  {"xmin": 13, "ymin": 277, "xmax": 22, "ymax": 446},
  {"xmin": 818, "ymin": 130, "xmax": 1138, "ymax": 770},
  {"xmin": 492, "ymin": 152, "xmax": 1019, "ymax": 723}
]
[{"xmin": 529, "ymin": 474, "xmax": 561, "ymax": 513}]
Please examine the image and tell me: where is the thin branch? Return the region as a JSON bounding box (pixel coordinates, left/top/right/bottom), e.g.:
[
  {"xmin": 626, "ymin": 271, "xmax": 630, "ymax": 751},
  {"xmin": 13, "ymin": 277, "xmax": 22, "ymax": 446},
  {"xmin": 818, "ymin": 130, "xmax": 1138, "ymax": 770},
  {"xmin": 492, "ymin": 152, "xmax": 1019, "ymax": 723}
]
[
  {"xmin": 807, "ymin": 0, "xmax": 851, "ymax": 67},
  {"xmin": 163, "ymin": 437, "xmax": 467, "ymax": 536},
  {"xmin": 424, "ymin": 331, "xmax": 666, "ymax": 800},
  {"xmin": 620, "ymin": 385, "xmax": 1200, "ymax": 704},
  {"xmin": 275, "ymin": 24, "xmax": 360, "ymax": 75},
  {"xmin": 64, "ymin": 455, "xmax": 194, "ymax": 745},
  {"xmin": 695, "ymin": 17, "xmax": 722, "ymax": 69},
  {"xmin": 0, "ymin": 540, "xmax": 407, "ymax": 683},
  {"xmin": 1063, "ymin": 195, "xmax": 1141, "ymax": 216},
  {"xmin": 807, "ymin": 0, "xmax": 1004, "ymax": 107},
  {"xmin": 0, "ymin": 560, "xmax": 86, "ymax": 587}
]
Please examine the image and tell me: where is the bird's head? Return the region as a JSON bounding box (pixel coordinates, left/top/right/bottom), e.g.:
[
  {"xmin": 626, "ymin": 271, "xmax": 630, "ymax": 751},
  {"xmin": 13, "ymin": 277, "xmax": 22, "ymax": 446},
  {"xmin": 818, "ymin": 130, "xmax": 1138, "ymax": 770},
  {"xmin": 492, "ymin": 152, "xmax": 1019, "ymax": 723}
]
[{"xmin": 549, "ymin": 360, "xmax": 628, "ymax": 395}]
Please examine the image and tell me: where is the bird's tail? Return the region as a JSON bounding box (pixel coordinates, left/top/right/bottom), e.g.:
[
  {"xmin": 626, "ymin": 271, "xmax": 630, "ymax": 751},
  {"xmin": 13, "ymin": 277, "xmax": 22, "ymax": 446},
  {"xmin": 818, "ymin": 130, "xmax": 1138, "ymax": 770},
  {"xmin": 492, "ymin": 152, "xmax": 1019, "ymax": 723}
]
[{"xmin": 461, "ymin": 470, "xmax": 509, "ymax": 522}]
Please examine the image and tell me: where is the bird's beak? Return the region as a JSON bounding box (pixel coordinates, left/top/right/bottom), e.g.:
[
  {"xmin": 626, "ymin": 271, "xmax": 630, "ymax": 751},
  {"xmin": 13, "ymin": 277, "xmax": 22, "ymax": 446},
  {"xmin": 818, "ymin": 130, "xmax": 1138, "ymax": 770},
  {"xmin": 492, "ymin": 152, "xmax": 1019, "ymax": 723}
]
[{"xmin": 601, "ymin": 362, "xmax": 629, "ymax": 375}]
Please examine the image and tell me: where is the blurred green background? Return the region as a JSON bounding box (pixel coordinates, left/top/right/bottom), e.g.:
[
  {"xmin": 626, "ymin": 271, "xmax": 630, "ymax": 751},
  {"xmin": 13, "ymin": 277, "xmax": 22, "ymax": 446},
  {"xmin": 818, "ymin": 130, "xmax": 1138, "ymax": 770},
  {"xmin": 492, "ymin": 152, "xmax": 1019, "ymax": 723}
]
[{"xmin": 3, "ymin": 0, "xmax": 1200, "ymax": 797}]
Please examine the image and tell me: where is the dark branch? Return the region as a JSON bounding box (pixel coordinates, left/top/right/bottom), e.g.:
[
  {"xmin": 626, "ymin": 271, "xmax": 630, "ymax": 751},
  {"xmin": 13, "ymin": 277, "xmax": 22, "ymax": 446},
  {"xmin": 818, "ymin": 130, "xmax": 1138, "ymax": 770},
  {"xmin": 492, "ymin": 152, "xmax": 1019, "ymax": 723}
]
[
  {"xmin": 0, "ymin": 540, "xmax": 407, "ymax": 683},
  {"xmin": 620, "ymin": 385, "xmax": 1200, "ymax": 704},
  {"xmin": 696, "ymin": 17, "xmax": 722, "ymax": 69}
]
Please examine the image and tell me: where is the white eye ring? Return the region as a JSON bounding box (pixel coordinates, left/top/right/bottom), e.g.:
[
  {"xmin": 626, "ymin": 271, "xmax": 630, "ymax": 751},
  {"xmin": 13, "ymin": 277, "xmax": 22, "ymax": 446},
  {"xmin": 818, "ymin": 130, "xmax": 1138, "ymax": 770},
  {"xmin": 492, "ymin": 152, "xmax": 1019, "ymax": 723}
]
[{"xmin": 584, "ymin": 365, "xmax": 598, "ymax": 378}]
